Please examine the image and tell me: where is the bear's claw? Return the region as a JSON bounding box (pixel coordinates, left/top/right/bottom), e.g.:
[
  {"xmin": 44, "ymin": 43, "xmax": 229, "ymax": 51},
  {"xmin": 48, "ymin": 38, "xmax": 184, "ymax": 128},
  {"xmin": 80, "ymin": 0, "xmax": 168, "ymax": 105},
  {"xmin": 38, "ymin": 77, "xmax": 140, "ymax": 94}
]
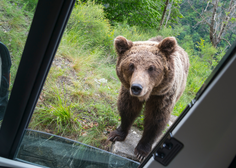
[
  {"xmin": 134, "ymin": 143, "xmax": 151, "ymax": 162},
  {"xmin": 135, "ymin": 151, "xmax": 146, "ymax": 162},
  {"xmin": 108, "ymin": 129, "xmax": 128, "ymax": 142},
  {"xmin": 136, "ymin": 154, "xmax": 145, "ymax": 162}
]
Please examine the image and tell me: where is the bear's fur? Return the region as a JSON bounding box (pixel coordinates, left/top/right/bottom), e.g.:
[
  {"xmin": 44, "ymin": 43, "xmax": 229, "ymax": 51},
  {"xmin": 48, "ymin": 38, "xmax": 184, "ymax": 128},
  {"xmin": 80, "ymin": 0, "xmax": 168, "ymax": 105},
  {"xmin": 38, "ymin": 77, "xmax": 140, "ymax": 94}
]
[{"xmin": 108, "ymin": 35, "xmax": 189, "ymax": 161}]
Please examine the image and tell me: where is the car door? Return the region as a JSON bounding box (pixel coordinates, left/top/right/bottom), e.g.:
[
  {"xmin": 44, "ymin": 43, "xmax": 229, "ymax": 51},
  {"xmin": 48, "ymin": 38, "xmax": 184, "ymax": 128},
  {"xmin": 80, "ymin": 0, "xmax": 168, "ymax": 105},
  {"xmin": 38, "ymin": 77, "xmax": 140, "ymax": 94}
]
[{"xmin": 139, "ymin": 40, "xmax": 236, "ymax": 168}]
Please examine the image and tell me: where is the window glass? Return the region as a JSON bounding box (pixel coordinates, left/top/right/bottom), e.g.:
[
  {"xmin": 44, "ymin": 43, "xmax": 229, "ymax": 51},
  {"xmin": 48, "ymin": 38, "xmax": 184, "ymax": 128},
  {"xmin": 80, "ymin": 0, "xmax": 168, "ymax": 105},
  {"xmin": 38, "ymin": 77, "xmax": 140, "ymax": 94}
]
[
  {"xmin": 0, "ymin": 0, "xmax": 38, "ymax": 126},
  {"xmin": 15, "ymin": 0, "xmax": 236, "ymax": 166},
  {"xmin": 16, "ymin": 130, "xmax": 139, "ymax": 168}
]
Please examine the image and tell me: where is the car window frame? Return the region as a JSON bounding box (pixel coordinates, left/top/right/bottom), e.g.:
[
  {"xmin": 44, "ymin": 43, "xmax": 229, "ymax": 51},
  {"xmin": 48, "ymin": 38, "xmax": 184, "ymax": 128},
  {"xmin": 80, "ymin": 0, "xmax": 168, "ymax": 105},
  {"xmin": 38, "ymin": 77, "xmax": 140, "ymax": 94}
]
[{"xmin": 0, "ymin": 0, "xmax": 75, "ymax": 159}]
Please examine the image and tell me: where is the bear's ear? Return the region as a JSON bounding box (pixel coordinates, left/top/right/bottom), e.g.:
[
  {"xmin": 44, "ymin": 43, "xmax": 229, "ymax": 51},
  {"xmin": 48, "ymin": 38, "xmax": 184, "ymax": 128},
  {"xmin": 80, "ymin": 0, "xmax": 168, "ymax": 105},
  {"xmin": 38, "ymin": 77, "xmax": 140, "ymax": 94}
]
[
  {"xmin": 157, "ymin": 37, "xmax": 177, "ymax": 56},
  {"xmin": 114, "ymin": 36, "xmax": 133, "ymax": 55}
]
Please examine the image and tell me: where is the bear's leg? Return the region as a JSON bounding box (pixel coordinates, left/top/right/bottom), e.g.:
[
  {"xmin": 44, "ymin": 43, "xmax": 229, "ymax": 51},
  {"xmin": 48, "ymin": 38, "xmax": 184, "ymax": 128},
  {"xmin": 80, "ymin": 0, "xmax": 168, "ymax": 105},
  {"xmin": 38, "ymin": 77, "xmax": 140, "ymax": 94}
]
[
  {"xmin": 108, "ymin": 86, "xmax": 143, "ymax": 142},
  {"xmin": 135, "ymin": 95, "xmax": 172, "ymax": 161}
]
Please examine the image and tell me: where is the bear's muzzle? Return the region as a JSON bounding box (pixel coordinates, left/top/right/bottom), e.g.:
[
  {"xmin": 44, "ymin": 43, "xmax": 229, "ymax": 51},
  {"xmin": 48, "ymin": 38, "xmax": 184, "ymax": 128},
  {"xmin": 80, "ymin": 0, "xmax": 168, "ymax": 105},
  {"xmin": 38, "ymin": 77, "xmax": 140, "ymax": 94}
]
[{"xmin": 131, "ymin": 83, "xmax": 143, "ymax": 95}]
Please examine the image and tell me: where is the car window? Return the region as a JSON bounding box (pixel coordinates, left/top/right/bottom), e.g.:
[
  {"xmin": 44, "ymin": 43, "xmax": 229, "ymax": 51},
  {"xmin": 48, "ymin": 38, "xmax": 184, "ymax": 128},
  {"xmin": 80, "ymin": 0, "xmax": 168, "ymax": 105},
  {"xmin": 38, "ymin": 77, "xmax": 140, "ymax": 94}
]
[
  {"xmin": 0, "ymin": 0, "xmax": 38, "ymax": 126},
  {"xmin": 16, "ymin": 129, "xmax": 139, "ymax": 168},
  {"xmin": 1, "ymin": 0, "xmax": 235, "ymax": 167}
]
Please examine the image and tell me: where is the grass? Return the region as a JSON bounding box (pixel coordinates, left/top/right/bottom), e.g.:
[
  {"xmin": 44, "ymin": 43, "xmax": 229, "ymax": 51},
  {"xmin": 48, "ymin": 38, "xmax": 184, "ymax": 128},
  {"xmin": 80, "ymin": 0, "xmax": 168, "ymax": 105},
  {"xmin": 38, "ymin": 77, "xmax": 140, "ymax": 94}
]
[
  {"xmin": 32, "ymin": 88, "xmax": 82, "ymax": 138},
  {"xmin": 1, "ymin": 0, "xmax": 225, "ymax": 150}
]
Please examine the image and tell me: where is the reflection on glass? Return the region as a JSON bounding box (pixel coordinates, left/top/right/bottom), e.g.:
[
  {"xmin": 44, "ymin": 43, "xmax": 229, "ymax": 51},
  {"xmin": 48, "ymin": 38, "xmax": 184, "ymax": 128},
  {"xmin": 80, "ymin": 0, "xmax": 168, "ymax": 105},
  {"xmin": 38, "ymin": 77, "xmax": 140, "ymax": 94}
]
[
  {"xmin": 16, "ymin": 129, "xmax": 139, "ymax": 168},
  {"xmin": 0, "ymin": 1, "xmax": 38, "ymax": 127},
  {"xmin": 0, "ymin": 42, "xmax": 11, "ymax": 122}
]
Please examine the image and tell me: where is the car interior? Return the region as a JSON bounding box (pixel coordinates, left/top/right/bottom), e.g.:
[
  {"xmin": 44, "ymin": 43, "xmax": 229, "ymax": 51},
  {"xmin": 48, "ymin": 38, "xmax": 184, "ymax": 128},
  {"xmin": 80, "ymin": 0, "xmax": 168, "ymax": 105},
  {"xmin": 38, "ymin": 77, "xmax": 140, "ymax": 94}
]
[{"xmin": 0, "ymin": 0, "xmax": 235, "ymax": 168}]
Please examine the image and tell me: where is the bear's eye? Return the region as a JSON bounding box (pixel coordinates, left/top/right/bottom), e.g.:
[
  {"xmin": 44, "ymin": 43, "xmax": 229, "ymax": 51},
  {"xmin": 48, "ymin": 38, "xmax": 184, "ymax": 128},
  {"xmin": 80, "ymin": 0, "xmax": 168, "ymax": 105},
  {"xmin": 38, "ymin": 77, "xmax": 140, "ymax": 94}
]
[
  {"xmin": 129, "ymin": 63, "xmax": 134, "ymax": 71},
  {"xmin": 148, "ymin": 66, "xmax": 155, "ymax": 72}
]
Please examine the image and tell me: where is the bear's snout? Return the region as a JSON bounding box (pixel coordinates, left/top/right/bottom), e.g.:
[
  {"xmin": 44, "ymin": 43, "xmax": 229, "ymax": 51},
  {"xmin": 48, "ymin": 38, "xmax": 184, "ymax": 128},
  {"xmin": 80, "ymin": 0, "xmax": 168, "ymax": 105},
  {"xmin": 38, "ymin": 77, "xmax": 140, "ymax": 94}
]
[{"xmin": 131, "ymin": 83, "xmax": 143, "ymax": 95}]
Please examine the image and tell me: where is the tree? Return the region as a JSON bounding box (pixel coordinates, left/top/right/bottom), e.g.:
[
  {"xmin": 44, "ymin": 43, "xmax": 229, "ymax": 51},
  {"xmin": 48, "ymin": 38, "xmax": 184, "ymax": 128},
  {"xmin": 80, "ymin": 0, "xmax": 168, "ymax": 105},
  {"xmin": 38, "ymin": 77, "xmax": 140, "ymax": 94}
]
[
  {"xmin": 159, "ymin": 0, "xmax": 170, "ymax": 29},
  {"xmin": 164, "ymin": 0, "xmax": 174, "ymax": 27},
  {"xmin": 188, "ymin": 0, "xmax": 236, "ymax": 48},
  {"xmin": 159, "ymin": 0, "xmax": 182, "ymax": 30}
]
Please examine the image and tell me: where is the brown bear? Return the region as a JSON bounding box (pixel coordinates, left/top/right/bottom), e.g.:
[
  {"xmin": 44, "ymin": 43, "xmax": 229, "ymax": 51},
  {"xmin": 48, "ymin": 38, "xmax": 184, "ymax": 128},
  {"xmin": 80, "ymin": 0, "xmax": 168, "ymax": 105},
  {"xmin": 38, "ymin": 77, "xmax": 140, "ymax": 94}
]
[{"xmin": 108, "ymin": 35, "xmax": 189, "ymax": 161}]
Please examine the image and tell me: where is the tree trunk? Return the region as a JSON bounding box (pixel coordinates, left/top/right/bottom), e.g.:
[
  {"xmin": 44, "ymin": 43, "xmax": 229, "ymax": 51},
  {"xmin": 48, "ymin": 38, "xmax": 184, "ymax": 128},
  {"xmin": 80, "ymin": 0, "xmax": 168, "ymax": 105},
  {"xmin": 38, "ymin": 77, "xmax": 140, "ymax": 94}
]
[
  {"xmin": 158, "ymin": 0, "xmax": 170, "ymax": 31},
  {"xmin": 164, "ymin": 0, "xmax": 173, "ymax": 27},
  {"xmin": 209, "ymin": 0, "xmax": 218, "ymax": 47}
]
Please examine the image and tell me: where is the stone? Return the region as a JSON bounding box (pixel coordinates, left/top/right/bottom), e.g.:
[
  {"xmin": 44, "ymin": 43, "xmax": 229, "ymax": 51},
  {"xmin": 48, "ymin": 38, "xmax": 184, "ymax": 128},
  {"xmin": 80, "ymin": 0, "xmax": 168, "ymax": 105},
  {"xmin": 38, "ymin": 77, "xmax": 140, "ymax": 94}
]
[{"xmin": 111, "ymin": 127, "xmax": 142, "ymax": 161}]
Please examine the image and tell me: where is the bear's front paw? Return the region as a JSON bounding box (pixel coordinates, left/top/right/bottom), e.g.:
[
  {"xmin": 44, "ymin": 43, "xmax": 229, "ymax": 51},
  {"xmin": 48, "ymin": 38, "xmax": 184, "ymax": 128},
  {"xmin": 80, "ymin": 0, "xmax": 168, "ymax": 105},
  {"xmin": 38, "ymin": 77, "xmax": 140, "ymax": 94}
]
[
  {"xmin": 134, "ymin": 143, "xmax": 152, "ymax": 162},
  {"xmin": 108, "ymin": 128, "xmax": 128, "ymax": 142}
]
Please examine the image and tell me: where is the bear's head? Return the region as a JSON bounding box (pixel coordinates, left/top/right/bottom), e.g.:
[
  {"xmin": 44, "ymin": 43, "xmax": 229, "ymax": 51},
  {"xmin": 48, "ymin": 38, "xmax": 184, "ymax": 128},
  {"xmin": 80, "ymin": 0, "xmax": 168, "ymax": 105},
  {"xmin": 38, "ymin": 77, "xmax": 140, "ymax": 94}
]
[{"xmin": 115, "ymin": 36, "xmax": 177, "ymax": 101}]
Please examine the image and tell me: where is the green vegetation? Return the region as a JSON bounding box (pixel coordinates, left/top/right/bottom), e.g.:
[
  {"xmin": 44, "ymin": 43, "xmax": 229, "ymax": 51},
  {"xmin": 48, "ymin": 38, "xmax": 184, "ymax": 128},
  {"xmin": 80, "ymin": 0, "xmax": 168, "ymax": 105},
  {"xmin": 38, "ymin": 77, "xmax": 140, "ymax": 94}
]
[
  {"xmin": 1, "ymin": 0, "xmax": 235, "ymax": 150},
  {"xmin": 93, "ymin": 0, "xmax": 182, "ymax": 29}
]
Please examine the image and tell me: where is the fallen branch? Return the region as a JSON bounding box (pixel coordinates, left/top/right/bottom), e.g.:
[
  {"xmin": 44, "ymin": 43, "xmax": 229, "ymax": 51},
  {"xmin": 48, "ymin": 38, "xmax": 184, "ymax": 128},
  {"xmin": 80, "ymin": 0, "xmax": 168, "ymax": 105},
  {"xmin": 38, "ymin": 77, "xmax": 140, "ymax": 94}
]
[
  {"xmin": 110, "ymin": 75, "xmax": 118, "ymax": 82},
  {"xmin": 188, "ymin": 0, "xmax": 211, "ymax": 27},
  {"xmin": 221, "ymin": 38, "xmax": 231, "ymax": 46}
]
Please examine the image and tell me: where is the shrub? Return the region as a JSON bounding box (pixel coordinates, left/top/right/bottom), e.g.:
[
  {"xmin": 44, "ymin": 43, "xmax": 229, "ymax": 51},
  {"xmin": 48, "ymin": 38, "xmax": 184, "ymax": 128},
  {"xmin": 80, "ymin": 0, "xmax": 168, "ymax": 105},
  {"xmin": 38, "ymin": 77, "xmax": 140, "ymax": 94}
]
[{"xmin": 65, "ymin": 1, "xmax": 114, "ymax": 53}]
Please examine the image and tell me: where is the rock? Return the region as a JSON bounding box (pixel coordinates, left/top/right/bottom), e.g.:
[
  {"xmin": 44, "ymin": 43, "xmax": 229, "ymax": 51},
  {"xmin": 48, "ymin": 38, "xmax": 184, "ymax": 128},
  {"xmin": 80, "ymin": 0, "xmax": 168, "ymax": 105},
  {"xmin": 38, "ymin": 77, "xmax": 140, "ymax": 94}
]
[
  {"xmin": 94, "ymin": 78, "xmax": 107, "ymax": 85},
  {"xmin": 110, "ymin": 115, "xmax": 178, "ymax": 162},
  {"xmin": 170, "ymin": 115, "xmax": 178, "ymax": 123},
  {"xmin": 110, "ymin": 127, "xmax": 142, "ymax": 161}
]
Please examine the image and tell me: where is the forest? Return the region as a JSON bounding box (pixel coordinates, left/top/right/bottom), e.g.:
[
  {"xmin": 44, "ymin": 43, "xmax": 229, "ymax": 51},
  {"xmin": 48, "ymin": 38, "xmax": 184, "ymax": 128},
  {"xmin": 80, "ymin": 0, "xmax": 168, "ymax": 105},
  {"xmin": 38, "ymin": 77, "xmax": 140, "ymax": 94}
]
[{"xmin": 0, "ymin": 0, "xmax": 235, "ymax": 150}]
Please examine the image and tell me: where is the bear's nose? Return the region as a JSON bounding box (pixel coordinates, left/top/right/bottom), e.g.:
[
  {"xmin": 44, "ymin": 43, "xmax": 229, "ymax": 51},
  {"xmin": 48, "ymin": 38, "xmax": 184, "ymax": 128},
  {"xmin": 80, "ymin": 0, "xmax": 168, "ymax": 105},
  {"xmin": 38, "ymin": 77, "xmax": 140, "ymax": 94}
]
[{"xmin": 131, "ymin": 84, "xmax": 143, "ymax": 95}]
